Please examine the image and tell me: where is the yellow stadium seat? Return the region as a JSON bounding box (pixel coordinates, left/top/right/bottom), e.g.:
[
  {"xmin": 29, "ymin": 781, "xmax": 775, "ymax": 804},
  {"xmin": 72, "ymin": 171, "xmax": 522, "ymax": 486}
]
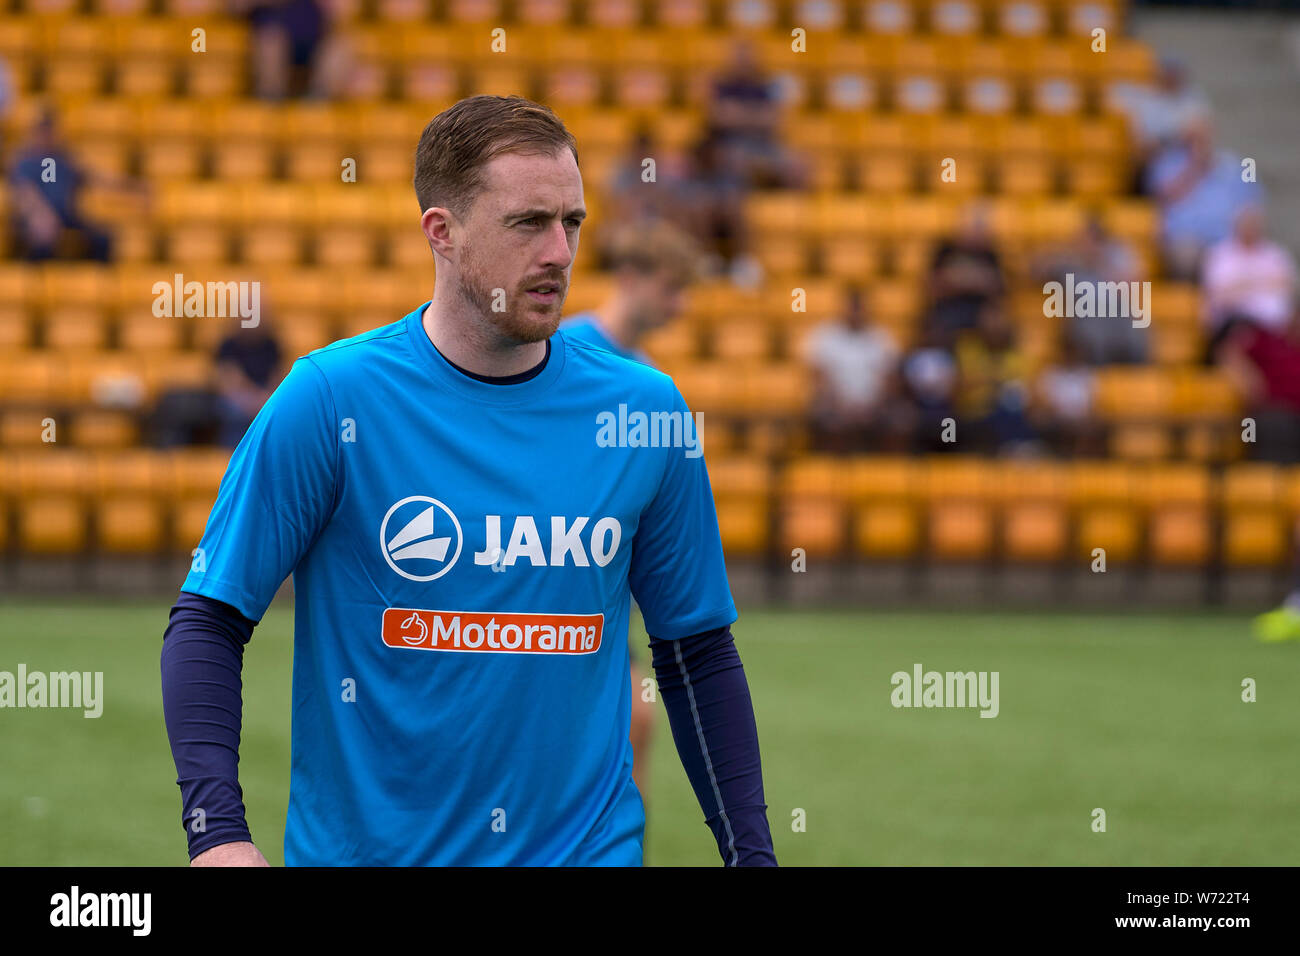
[
  {"xmin": 782, "ymin": 456, "xmax": 846, "ymax": 500},
  {"xmin": 1104, "ymin": 201, "xmax": 1159, "ymax": 245},
  {"xmin": 141, "ymin": 140, "xmax": 204, "ymax": 184},
  {"xmin": 144, "ymin": 351, "xmax": 214, "ymax": 394},
  {"xmin": 116, "ymin": 59, "xmax": 176, "ymax": 97},
  {"xmin": 42, "ymin": 264, "xmax": 114, "ymax": 307},
  {"xmin": 168, "ymin": 448, "xmax": 232, "ymax": 501},
  {"xmin": 96, "ymin": 497, "xmax": 164, "ymax": 553},
  {"xmin": 929, "ymin": 501, "xmax": 994, "ymax": 560},
  {"xmin": 1004, "ymin": 500, "xmax": 1068, "ymax": 561},
  {"xmin": 641, "ymin": 320, "xmax": 699, "ymax": 365},
  {"xmin": 236, "ymin": 228, "xmax": 302, "ymax": 269},
  {"xmin": 740, "ymin": 364, "xmax": 812, "ymax": 417},
  {"xmin": 1222, "ymin": 464, "xmax": 1282, "ymax": 510},
  {"xmin": 0, "ymin": 410, "xmax": 51, "ymax": 447},
  {"xmin": 186, "ymin": 56, "xmax": 244, "ymax": 98},
  {"xmin": 93, "ymin": 450, "xmax": 169, "ymax": 498},
  {"xmin": 995, "ymin": 155, "xmax": 1055, "ymax": 196},
  {"xmin": 1224, "ymin": 512, "xmax": 1287, "ymax": 567},
  {"xmin": 20, "ymin": 497, "xmax": 87, "ymax": 555},
  {"xmin": 778, "ymin": 498, "xmax": 847, "ymax": 557},
  {"xmin": 822, "ymin": 238, "xmax": 879, "ymax": 281},
  {"xmin": 173, "ymin": 498, "xmax": 214, "ymax": 552},
  {"xmin": 43, "ymin": 308, "xmax": 110, "ymax": 351},
  {"xmin": 69, "ymin": 410, "xmax": 139, "ymax": 448},
  {"xmin": 1150, "ymin": 508, "xmax": 1210, "ymax": 566},
  {"xmin": 1094, "ymin": 367, "xmax": 1173, "ymax": 421},
  {"xmin": 1076, "ymin": 505, "xmax": 1139, "ymax": 563},
  {"xmin": 715, "ymin": 499, "xmax": 769, "ymax": 556},
  {"xmin": 0, "ymin": 352, "xmax": 59, "ymax": 402},
  {"xmin": 855, "ymin": 502, "xmax": 920, "ymax": 558},
  {"xmin": 922, "ymin": 456, "xmax": 995, "ymax": 500},
  {"xmin": 0, "ymin": 308, "xmax": 32, "ymax": 349},
  {"xmin": 212, "ymin": 140, "xmax": 275, "ymax": 181},
  {"xmin": 1068, "ymin": 461, "xmax": 1134, "ymax": 505},
  {"xmin": 712, "ymin": 322, "xmax": 771, "ymax": 362},
  {"xmin": 1110, "ymin": 424, "xmax": 1174, "ymax": 461},
  {"xmin": 46, "ymin": 55, "xmax": 106, "ymax": 96}
]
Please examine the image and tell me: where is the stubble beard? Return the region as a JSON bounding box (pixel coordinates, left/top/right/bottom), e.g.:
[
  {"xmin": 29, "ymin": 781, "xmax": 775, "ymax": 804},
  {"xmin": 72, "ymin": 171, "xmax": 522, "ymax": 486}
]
[{"xmin": 457, "ymin": 247, "xmax": 565, "ymax": 345}]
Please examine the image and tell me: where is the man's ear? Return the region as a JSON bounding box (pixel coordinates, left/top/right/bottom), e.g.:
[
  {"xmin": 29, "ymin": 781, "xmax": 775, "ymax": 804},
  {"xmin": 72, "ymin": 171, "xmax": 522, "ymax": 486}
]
[{"xmin": 421, "ymin": 206, "xmax": 456, "ymax": 259}]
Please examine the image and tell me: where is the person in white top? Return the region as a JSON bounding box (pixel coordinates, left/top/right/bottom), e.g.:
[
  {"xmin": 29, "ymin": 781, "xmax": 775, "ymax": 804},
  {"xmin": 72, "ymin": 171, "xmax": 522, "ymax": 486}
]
[
  {"xmin": 1203, "ymin": 205, "xmax": 1297, "ymax": 340},
  {"xmin": 804, "ymin": 287, "xmax": 903, "ymax": 453}
]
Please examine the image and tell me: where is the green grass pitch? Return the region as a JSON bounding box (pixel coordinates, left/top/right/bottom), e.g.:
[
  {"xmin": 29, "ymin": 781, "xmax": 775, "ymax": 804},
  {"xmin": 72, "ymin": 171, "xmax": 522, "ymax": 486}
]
[{"xmin": 1, "ymin": 598, "xmax": 1297, "ymax": 865}]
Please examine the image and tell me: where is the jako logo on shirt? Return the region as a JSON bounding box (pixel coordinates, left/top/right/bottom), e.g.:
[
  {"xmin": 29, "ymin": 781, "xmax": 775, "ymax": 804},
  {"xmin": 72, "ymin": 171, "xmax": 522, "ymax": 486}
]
[{"xmin": 380, "ymin": 496, "xmax": 464, "ymax": 581}]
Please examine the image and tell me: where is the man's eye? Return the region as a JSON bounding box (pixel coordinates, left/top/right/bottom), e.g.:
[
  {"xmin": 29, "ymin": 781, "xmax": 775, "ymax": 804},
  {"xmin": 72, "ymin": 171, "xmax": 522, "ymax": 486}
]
[
  {"xmin": 518, "ymin": 217, "xmax": 540, "ymax": 226},
  {"xmin": 564, "ymin": 218, "xmax": 581, "ymax": 228}
]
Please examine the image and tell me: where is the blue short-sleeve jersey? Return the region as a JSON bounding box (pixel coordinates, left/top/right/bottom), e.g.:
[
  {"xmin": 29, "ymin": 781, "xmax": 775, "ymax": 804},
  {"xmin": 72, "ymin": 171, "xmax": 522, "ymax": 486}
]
[{"xmin": 181, "ymin": 302, "xmax": 735, "ymax": 865}]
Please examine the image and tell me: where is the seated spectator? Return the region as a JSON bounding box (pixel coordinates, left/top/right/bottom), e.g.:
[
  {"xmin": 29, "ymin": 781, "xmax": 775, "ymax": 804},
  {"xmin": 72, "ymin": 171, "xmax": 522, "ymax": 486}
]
[
  {"xmin": 239, "ymin": 0, "xmax": 347, "ymax": 100},
  {"xmin": 1034, "ymin": 216, "xmax": 1148, "ymax": 365},
  {"xmin": 1146, "ymin": 113, "xmax": 1261, "ymax": 279},
  {"xmin": 921, "ymin": 203, "xmax": 1005, "ymax": 348},
  {"xmin": 680, "ymin": 132, "xmax": 760, "ymax": 286},
  {"xmin": 7, "ymin": 108, "xmax": 148, "ymax": 261},
  {"xmin": 605, "ymin": 126, "xmax": 692, "ymax": 228},
  {"xmin": 1213, "ymin": 312, "xmax": 1300, "ymax": 463},
  {"xmin": 1033, "ymin": 331, "xmax": 1104, "ymax": 458},
  {"xmin": 803, "ymin": 288, "xmax": 907, "ymax": 454},
  {"xmin": 707, "ymin": 39, "xmax": 807, "ymax": 190},
  {"xmin": 954, "ymin": 302, "xmax": 1039, "ymax": 456},
  {"xmin": 1112, "ymin": 57, "xmax": 1210, "ymax": 192},
  {"xmin": 900, "ymin": 325, "xmax": 958, "ymax": 455},
  {"xmin": 1203, "ymin": 204, "xmax": 1296, "ymax": 353},
  {"xmin": 214, "ymin": 317, "xmax": 285, "ymax": 448}
]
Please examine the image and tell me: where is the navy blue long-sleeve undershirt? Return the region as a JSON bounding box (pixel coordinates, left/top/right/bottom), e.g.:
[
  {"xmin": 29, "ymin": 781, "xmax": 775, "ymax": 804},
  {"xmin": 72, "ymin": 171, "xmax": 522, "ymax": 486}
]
[{"xmin": 161, "ymin": 591, "xmax": 776, "ymax": 865}]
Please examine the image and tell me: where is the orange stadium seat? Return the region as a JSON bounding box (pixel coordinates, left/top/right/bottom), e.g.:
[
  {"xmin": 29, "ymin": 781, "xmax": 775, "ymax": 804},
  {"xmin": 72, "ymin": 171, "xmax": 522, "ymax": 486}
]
[
  {"xmin": 68, "ymin": 410, "xmax": 139, "ymax": 449},
  {"xmin": 855, "ymin": 501, "xmax": 921, "ymax": 558},
  {"xmin": 929, "ymin": 500, "xmax": 995, "ymax": 561},
  {"xmin": 20, "ymin": 497, "xmax": 88, "ymax": 555},
  {"xmin": 1149, "ymin": 507, "xmax": 1211, "ymax": 566},
  {"xmin": 1224, "ymin": 512, "xmax": 1287, "ymax": 567},
  {"xmin": 96, "ymin": 497, "xmax": 165, "ymax": 553},
  {"xmin": 778, "ymin": 497, "xmax": 847, "ymax": 557}
]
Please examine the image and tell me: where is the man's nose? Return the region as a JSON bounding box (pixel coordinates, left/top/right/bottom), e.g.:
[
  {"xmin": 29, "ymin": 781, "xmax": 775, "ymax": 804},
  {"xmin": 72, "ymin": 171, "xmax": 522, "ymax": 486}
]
[{"xmin": 539, "ymin": 221, "xmax": 574, "ymax": 270}]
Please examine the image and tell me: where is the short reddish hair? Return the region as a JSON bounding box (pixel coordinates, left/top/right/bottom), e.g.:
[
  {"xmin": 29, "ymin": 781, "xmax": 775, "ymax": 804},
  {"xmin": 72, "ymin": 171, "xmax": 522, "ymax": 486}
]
[{"xmin": 413, "ymin": 95, "xmax": 579, "ymax": 218}]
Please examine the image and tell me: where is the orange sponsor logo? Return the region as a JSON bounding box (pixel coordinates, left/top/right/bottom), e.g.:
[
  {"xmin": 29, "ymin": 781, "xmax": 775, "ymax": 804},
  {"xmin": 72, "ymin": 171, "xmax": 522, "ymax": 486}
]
[{"xmin": 381, "ymin": 608, "xmax": 604, "ymax": 655}]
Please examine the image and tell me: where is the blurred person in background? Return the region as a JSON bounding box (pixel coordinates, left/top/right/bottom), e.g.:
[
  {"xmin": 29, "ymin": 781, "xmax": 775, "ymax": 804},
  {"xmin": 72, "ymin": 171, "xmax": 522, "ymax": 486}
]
[
  {"xmin": 954, "ymin": 302, "xmax": 1039, "ymax": 456},
  {"xmin": 922, "ymin": 203, "xmax": 1005, "ymax": 349},
  {"xmin": 214, "ymin": 315, "xmax": 286, "ymax": 448},
  {"xmin": 1202, "ymin": 204, "xmax": 1296, "ymax": 358},
  {"xmin": 605, "ymin": 126, "xmax": 693, "ymax": 227},
  {"xmin": 681, "ymin": 131, "xmax": 760, "ymax": 286},
  {"xmin": 1112, "ymin": 57, "xmax": 1211, "ymax": 193},
  {"xmin": 7, "ymin": 108, "xmax": 148, "ymax": 261},
  {"xmin": 1033, "ymin": 215, "xmax": 1147, "ymax": 365},
  {"xmin": 1146, "ymin": 113, "xmax": 1260, "ymax": 280},
  {"xmin": 238, "ymin": 0, "xmax": 348, "ymax": 100},
  {"xmin": 707, "ymin": 39, "xmax": 808, "ymax": 190},
  {"xmin": 1212, "ymin": 310, "xmax": 1300, "ymax": 464},
  {"xmin": 900, "ymin": 323, "xmax": 958, "ymax": 454},
  {"xmin": 1033, "ymin": 330, "xmax": 1104, "ymax": 457},
  {"xmin": 560, "ymin": 217, "xmax": 701, "ymax": 834},
  {"xmin": 803, "ymin": 287, "xmax": 907, "ymax": 454},
  {"xmin": 0, "ymin": 55, "xmax": 13, "ymax": 157}
]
